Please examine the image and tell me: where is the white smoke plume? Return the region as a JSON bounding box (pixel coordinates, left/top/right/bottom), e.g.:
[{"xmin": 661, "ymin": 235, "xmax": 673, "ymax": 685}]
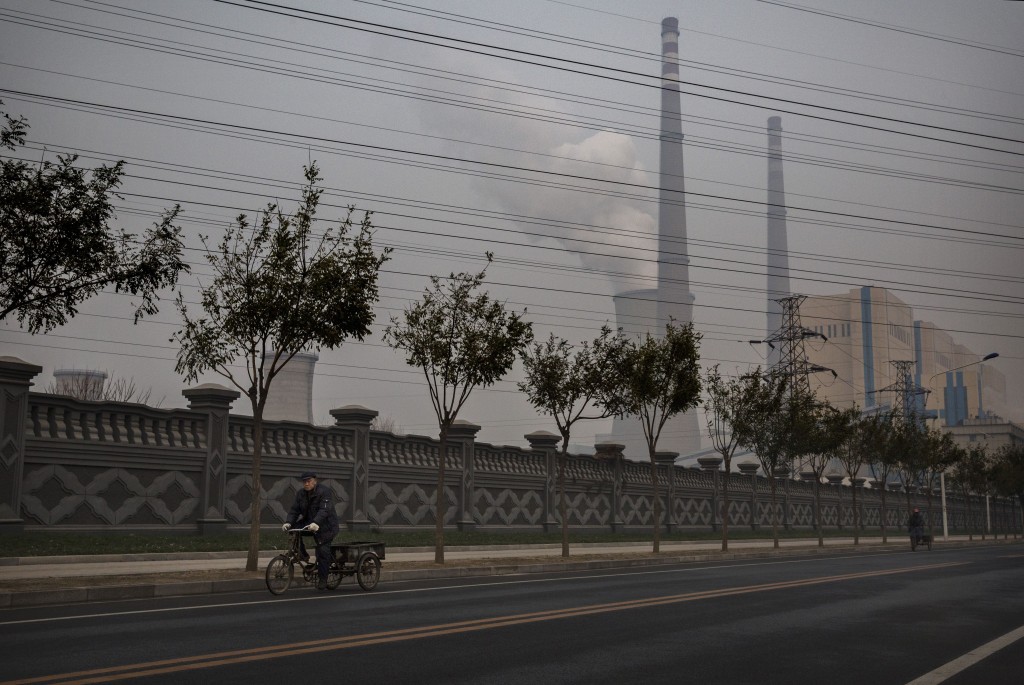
[{"xmin": 414, "ymin": 65, "xmax": 659, "ymax": 294}]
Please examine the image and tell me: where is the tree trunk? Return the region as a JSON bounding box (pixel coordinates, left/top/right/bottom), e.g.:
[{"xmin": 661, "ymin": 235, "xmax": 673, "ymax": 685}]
[
  {"xmin": 721, "ymin": 459, "xmax": 730, "ymax": 552},
  {"xmin": 769, "ymin": 476, "xmax": 779, "ymax": 549},
  {"xmin": 925, "ymin": 485, "xmax": 935, "ymax": 539},
  {"xmin": 880, "ymin": 486, "xmax": 888, "ymax": 544},
  {"xmin": 435, "ymin": 425, "xmax": 448, "ymax": 565},
  {"xmin": 245, "ymin": 413, "xmax": 264, "ymax": 573},
  {"xmin": 852, "ymin": 485, "xmax": 859, "ymax": 545},
  {"xmin": 965, "ymin": 490, "xmax": 974, "ymax": 541},
  {"xmin": 814, "ymin": 476, "xmax": 824, "ymax": 548},
  {"xmin": 650, "ymin": 448, "xmax": 661, "ymax": 554},
  {"xmin": 560, "ymin": 437, "xmax": 570, "ymax": 558}
]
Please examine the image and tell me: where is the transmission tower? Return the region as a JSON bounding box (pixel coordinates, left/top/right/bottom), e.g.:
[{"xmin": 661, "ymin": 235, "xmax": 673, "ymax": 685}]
[
  {"xmin": 758, "ymin": 294, "xmax": 836, "ymax": 395},
  {"xmin": 871, "ymin": 360, "xmax": 927, "ymax": 426}
]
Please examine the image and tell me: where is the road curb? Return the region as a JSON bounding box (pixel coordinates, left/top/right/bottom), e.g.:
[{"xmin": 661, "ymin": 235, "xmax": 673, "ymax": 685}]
[{"xmin": 1, "ymin": 539, "xmax": 1018, "ymax": 609}]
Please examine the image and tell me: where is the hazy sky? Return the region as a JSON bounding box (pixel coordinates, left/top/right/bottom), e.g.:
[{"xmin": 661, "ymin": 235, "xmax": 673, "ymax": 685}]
[{"xmin": 2, "ymin": 0, "xmax": 1022, "ymax": 452}]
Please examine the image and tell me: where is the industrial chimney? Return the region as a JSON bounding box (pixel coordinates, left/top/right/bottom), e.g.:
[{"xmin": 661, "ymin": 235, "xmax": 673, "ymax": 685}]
[
  {"xmin": 765, "ymin": 116, "xmax": 791, "ymax": 368},
  {"xmin": 605, "ymin": 18, "xmax": 700, "ymax": 458},
  {"xmin": 655, "ymin": 16, "xmax": 695, "ymax": 331}
]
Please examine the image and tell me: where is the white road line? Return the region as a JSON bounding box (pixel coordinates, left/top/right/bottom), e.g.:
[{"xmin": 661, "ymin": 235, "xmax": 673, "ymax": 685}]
[
  {"xmin": 905, "ymin": 624, "xmax": 1024, "ymax": 685},
  {"xmin": 0, "ymin": 552, "xmax": 906, "ymax": 627}
]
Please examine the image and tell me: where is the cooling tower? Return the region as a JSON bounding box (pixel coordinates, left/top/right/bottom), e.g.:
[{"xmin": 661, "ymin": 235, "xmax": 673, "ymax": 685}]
[
  {"xmin": 766, "ymin": 116, "xmax": 791, "ymax": 369},
  {"xmin": 262, "ymin": 351, "xmax": 318, "ymax": 424},
  {"xmin": 608, "ymin": 290, "xmax": 659, "ymax": 457},
  {"xmin": 53, "ymin": 368, "xmax": 107, "ymax": 400}
]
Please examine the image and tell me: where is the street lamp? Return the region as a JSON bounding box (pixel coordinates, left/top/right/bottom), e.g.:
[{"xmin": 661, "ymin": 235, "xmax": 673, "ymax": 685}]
[{"xmin": 924, "ymin": 352, "xmax": 999, "ymax": 541}]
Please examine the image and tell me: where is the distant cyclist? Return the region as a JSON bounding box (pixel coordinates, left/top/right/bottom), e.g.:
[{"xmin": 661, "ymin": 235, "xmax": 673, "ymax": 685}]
[
  {"xmin": 908, "ymin": 507, "xmax": 925, "ymax": 550},
  {"xmin": 282, "ymin": 471, "xmax": 338, "ymax": 590}
]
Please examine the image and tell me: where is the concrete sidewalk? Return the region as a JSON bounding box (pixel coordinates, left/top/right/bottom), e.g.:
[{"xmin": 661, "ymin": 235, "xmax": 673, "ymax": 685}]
[
  {"xmin": 1, "ymin": 536, "xmax": 1014, "ymax": 609},
  {"xmin": 0, "ymin": 536, "xmax": 901, "ymax": 579}
]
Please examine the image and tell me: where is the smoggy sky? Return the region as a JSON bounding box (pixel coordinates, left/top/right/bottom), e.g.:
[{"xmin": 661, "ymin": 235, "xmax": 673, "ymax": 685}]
[{"xmin": 2, "ymin": 0, "xmax": 1022, "ymax": 452}]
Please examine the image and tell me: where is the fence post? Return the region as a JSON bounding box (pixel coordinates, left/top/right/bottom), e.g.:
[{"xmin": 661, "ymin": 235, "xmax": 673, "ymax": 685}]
[
  {"xmin": 801, "ymin": 471, "xmax": 818, "ymax": 530},
  {"xmin": 0, "ymin": 357, "xmax": 42, "ymax": 533},
  {"xmin": 526, "ymin": 431, "xmax": 561, "ymax": 533},
  {"xmin": 182, "ymin": 384, "xmax": 240, "ymax": 535},
  {"xmin": 828, "ymin": 474, "xmax": 844, "ymax": 530},
  {"xmin": 775, "ymin": 465, "xmax": 792, "ymax": 530},
  {"xmin": 739, "ymin": 462, "xmax": 759, "ymax": 530},
  {"xmin": 655, "ymin": 452, "xmax": 679, "ymax": 532},
  {"xmin": 448, "ymin": 419, "xmax": 481, "ymax": 532},
  {"xmin": 595, "ymin": 443, "xmax": 624, "ymax": 532},
  {"xmin": 330, "ymin": 405, "xmax": 378, "ymax": 532},
  {"xmin": 699, "ymin": 456, "xmax": 723, "ymax": 532}
]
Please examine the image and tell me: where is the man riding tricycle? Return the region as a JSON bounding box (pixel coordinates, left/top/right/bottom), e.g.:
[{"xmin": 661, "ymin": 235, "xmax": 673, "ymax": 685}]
[
  {"xmin": 908, "ymin": 507, "xmax": 931, "ymax": 551},
  {"xmin": 265, "ymin": 470, "xmax": 384, "ymax": 595}
]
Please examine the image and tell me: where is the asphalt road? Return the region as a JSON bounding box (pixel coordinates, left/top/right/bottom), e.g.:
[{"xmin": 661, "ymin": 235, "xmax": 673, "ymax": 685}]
[{"xmin": 1, "ymin": 544, "xmax": 1021, "ymax": 685}]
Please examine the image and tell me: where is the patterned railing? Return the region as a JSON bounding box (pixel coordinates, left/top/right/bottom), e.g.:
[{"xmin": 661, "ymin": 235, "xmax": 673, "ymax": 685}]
[
  {"xmin": 3, "ymin": 377, "xmax": 1017, "ymax": 537},
  {"xmin": 28, "ymin": 393, "xmax": 206, "ymax": 448}
]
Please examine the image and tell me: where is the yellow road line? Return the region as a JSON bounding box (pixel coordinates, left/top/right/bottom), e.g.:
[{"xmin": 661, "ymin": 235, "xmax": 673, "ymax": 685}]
[{"xmin": 4, "ymin": 561, "xmax": 964, "ymax": 685}]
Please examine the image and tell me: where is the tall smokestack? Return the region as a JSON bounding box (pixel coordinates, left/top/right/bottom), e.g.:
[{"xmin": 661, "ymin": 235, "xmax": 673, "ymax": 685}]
[
  {"xmin": 605, "ymin": 18, "xmax": 701, "ymax": 458},
  {"xmin": 656, "ymin": 17, "xmax": 694, "ymax": 331},
  {"xmin": 766, "ymin": 115, "xmax": 790, "ymax": 368}
]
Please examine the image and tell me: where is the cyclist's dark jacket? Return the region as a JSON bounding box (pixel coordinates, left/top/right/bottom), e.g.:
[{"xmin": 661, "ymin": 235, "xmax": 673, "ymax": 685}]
[
  {"xmin": 908, "ymin": 511, "xmax": 925, "ymax": 530},
  {"xmin": 287, "ymin": 483, "xmax": 339, "ymax": 542}
]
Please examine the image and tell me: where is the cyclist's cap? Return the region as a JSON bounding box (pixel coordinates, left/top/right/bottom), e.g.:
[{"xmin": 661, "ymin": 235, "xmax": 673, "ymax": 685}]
[
  {"xmin": 913, "ymin": 507, "xmax": 919, "ymax": 512},
  {"xmin": 299, "ymin": 471, "xmax": 317, "ymax": 480}
]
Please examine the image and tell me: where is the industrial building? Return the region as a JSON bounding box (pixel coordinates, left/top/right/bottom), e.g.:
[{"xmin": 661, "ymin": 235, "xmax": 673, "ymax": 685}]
[{"xmin": 800, "ymin": 286, "xmax": 1008, "ymax": 426}]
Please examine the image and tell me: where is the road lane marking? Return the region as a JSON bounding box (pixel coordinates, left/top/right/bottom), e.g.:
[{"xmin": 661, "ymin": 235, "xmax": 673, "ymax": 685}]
[
  {"xmin": 0, "ymin": 550, "xmax": 961, "ymax": 627},
  {"xmin": 1, "ymin": 561, "xmax": 964, "ymax": 685},
  {"xmin": 905, "ymin": 624, "xmax": 1024, "ymax": 685}
]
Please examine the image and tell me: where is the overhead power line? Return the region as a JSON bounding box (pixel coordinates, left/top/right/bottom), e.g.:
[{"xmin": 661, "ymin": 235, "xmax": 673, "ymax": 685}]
[
  {"xmin": 214, "ymin": 0, "xmax": 1024, "ymax": 153},
  {"xmin": 5, "ymin": 89, "xmax": 1021, "ymax": 244}
]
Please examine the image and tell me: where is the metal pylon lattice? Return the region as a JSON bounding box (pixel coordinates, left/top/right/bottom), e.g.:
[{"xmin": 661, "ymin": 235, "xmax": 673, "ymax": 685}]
[
  {"xmin": 763, "ymin": 295, "xmax": 834, "ymax": 395},
  {"xmin": 873, "ymin": 360, "xmax": 926, "ymax": 425}
]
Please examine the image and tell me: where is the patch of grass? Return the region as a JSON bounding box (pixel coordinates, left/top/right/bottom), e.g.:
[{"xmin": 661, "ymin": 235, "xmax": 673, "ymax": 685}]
[{"xmin": 0, "ymin": 527, "xmax": 876, "ymax": 558}]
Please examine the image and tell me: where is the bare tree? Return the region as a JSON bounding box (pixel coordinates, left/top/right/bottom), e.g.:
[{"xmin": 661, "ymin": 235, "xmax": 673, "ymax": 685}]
[
  {"xmin": 835, "ymin": 410, "xmax": 872, "ymax": 545},
  {"xmin": 605, "ymin": 321, "xmax": 702, "ymax": 553},
  {"xmin": 45, "ymin": 372, "xmax": 163, "ymax": 406},
  {"xmin": 384, "ymin": 254, "xmax": 533, "ymax": 564},
  {"xmin": 703, "ymin": 365, "xmax": 755, "ymax": 552},
  {"xmin": 802, "ymin": 402, "xmax": 858, "ymax": 547},
  {"xmin": 730, "ymin": 367, "xmax": 811, "ymax": 549},
  {"xmin": 950, "ymin": 443, "xmax": 985, "ymax": 540},
  {"xmin": 1, "ymin": 102, "xmax": 186, "ymax": 333},
  {"xmin": 174, "ymin": 163, "xmax": 389, "ymax": 571},
  {"xmin": 863, "ymin": 412, "xmax": 900, "ymax": 544},
  {"xmin": 519, "ymin": 326, "xmax": 628, "ymax": 557},
  {"xmin": 370, "ymin": 415, "xmax": 404, "ymax": 435}
]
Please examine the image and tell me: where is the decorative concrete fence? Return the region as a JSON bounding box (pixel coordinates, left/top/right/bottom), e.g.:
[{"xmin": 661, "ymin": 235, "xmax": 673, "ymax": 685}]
[{"xmin": 0, "ymin": 357, "xmax": 1017, "ymax": 536}]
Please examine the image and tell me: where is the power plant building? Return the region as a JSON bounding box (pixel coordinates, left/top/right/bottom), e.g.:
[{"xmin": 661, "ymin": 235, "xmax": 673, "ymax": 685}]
[{"xmin": 800, "ymin": 286, "xmax": 1007, "ymax": 425}]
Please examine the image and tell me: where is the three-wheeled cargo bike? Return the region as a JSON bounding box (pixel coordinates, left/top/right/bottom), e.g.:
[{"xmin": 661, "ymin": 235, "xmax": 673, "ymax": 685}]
[{"xmin": 265, "ymin": 528, "xmax": 385, "ymax": 594}]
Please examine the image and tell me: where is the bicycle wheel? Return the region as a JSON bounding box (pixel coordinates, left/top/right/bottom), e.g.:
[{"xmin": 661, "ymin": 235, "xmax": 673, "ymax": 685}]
[
  {"xmin": 356, "ymin": 552, "xmax": 381, "ymax": 591},
  {"xmin": 265, "ymin": 555, "xmax": 294, "ymax": 595},
  {"xmin": 326, "ymin": 563, "xmax": 344, "ymax": 590}
]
